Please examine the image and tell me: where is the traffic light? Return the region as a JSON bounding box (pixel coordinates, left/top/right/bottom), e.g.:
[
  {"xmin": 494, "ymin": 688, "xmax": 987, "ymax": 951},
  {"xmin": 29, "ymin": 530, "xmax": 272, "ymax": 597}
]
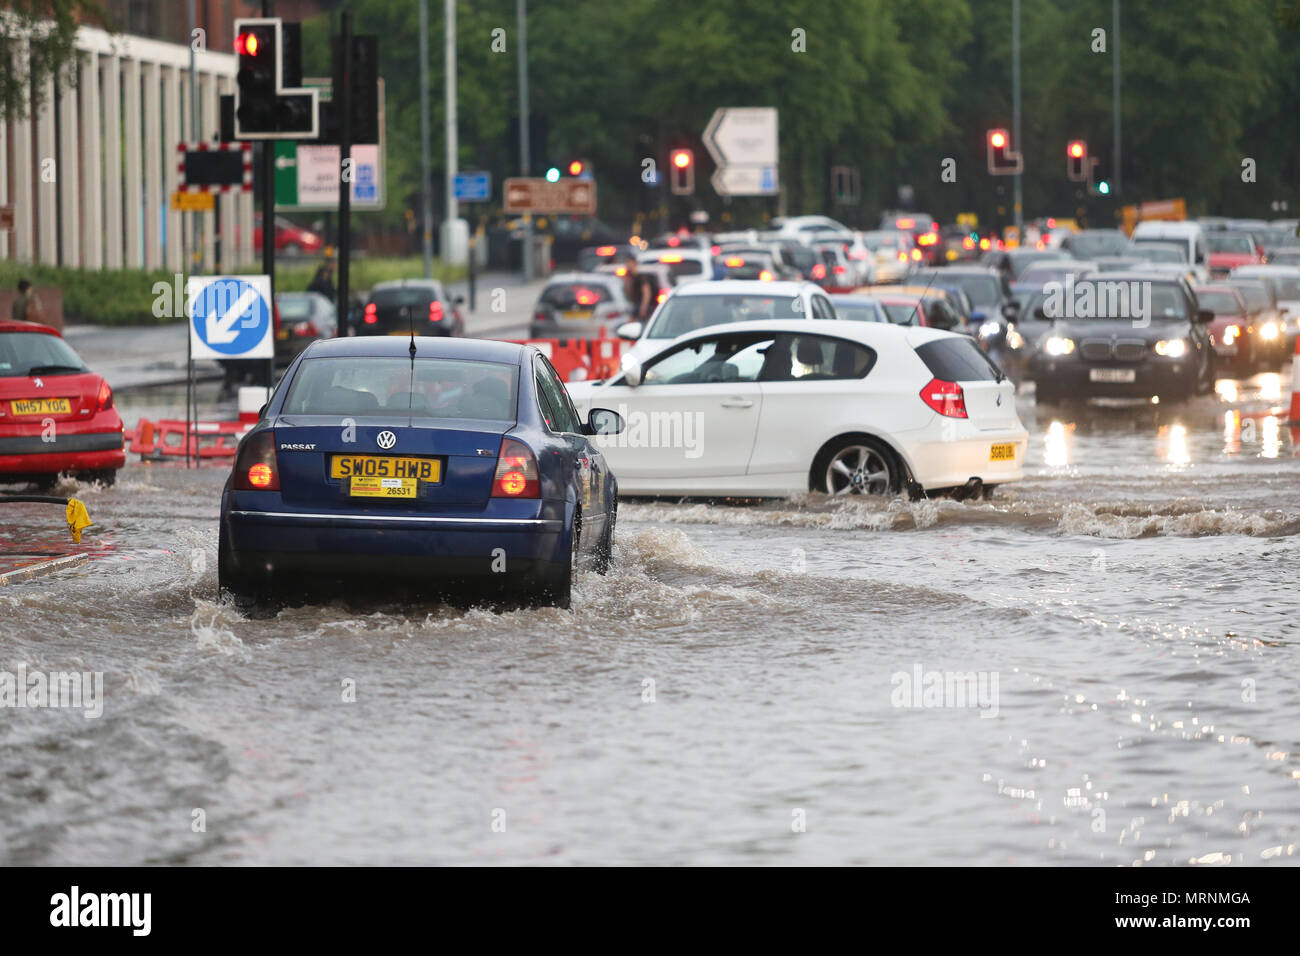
[
  {"xmin": 1067, "ymin": 140, "xmax": 1087, "ymax": 181},
  {"xmin": 670, "ymin": 148, "xmax": 694, "ymax": 195},
  {"xmin": 567, "ymin": 159, "xmax": 584, "ymax": 176},
  {"xmin": 545, "ymin": 167, "xmax": 560, "ymax": 182},
  {"xmin": 1087, "ymin": 158, "xmax": 1110, "ymax": 197},
  {"xmin": 327, "ymin": 33, "xmax": 379, "ymax": 145},
  {"xmin": 233, "ymin": 18, "xmax": 318, "ymax": 140},
  {"xmin": 986, "ymin": 128, "xmax": 1022, "ymax": 175}
]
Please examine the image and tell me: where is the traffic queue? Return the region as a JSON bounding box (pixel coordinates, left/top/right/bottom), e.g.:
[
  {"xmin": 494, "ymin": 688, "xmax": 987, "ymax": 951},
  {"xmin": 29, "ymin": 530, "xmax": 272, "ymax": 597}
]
[{"xmin": 3, "ymin": 210, "xmax": 1297, "ymax": 606}]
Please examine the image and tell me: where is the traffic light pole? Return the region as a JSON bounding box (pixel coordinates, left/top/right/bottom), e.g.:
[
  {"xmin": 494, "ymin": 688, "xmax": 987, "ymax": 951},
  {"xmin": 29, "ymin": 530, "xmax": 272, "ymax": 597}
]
[
  {"xmin": 261, "ymin": 0, "xmax": 276, "ymax": 394},
  {"xmin": 1012, "ymin": 0, "xmax": 1023, "ymax": 236},
  {"xmin": 337, "ymin": 11, "xmax": 353, "ymax": 332},
  {"xmin": 517, "ymin": 0, "xmax": 532, "ymax": 282}
]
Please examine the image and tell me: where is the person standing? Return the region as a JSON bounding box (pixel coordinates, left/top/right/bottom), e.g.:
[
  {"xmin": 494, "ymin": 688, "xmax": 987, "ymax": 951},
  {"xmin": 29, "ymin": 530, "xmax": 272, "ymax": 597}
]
[
  {"xmin": 11, "ymin": 278, "xmax": 60, "ymax": 333},
  {"xmin": 623, "ymin": 255, "xmax": 656, "ymax": 322}
]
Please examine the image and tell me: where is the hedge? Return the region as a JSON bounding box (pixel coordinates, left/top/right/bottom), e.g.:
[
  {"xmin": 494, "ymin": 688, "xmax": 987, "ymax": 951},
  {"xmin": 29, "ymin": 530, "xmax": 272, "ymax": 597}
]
[{"xmin": 0, "ymin": 257, "xmax": 466, "ymax": 326}]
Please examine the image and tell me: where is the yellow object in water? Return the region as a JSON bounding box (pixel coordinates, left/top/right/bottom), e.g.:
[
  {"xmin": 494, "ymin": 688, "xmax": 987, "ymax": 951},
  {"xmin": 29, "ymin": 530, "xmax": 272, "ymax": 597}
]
[{"xmin": 66, "ymin": 498, "xmax": 92, "ymax": 544}]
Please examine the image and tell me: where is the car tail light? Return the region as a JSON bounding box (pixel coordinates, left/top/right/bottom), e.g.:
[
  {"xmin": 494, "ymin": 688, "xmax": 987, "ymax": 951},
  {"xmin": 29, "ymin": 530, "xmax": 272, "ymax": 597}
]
[
  {"xmin": 293, "ymin": 321, "xmax": 319, "ymax": 338},
  {"xmin": 656, "ymin": 290, "xmax": 667, "ymax": 303},
  {"xmin": 364, "ymin": 303, "xmax": 377, "ymax": 324},
  {"xmin": 920, "ymin": 378, "xmax": 968, "ymax": 418},
  {"xmin": 711, "ymin": 245, "xmax": 721, "ymax": 255},
  {"xmin": 492, "ymin": 437, "xmax": 540, "ymax": 498},
  {"xmin": 896, "ymin": 217, "xmax": 915, "ymax": 230},
  {"xmin": 95, "ymin": 379, "xmax": 113, "ymax": 412},
  {"xmin": 574, "ymin": 287, "xmax": 599, "ymax": 306},
  {"xmin": 667, "ymin": 236, "xmax": 680, "ymax": 247},
  {"xmin": 660, "ymin": 254, "xmax": 683, "ymax": 263},
  {"xmin": 725, "ymin": 257, "xmax": 744, "ymax": 267},
  {"xmin": 233, "ymin": 429, "xmax": 280, "ymax": 491},
  {"xmin": 534, "ymin": 309, "xmax": 548, "ymax": 321},
  {"xmin": 910, "ymin": 249, "xmax": 923, "ymax": 261},
  {"xmin": 897, "ymin": 251, "xmax": 907, "ymax": 261},
  {"xmin": 615, "ymin": 266, "xmax": 628, "ymax": 276},
  {"xmin": 596, "ymin": 245, "xmax": 616, "ymax": 256},
  {"xmin": 811, "ymin": 263, "xmax": 827, "ymax": 280},
  {"xmin": 759, "ymin": 269, "xmax": 775, "ymax": 281},
  {"xmin": 429, "ymin": 300, "xmax": 444, "ymax": 322},
  {"xmin": 833, "ymin": 264, "xmax": 846, "ymax": 275}
]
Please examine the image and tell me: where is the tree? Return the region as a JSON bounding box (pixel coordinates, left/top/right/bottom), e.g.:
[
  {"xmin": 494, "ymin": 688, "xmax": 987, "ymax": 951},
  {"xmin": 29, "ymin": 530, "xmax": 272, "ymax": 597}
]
[{"xmin": 0, "ymin": 1, "xmax": 110, "ymax": 123}]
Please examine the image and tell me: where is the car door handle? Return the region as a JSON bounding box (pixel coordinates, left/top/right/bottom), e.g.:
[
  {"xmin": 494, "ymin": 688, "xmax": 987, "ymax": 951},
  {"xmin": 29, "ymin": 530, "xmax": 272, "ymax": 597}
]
[{"xmin": 720, "ymin": 398, "xmax": 754, "ymax": 408}]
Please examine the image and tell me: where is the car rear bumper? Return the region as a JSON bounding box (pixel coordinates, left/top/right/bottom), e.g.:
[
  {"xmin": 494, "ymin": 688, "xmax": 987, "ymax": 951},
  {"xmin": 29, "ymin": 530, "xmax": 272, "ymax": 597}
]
[
  {"xmin": 903, "ymin": 426, "xmax": 1028, "ymax": 490},
  {"xmin": 221, "ymin": 497, "xmax": 570, "ymax": 579},
  {"xmin": 0, "ymin": 430, "xmax": 126, "ymax": 475}
]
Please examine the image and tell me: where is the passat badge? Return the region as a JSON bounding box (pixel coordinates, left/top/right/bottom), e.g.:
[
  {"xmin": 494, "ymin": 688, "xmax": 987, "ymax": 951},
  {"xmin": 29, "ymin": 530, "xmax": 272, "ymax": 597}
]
[{"xmin": 376, "ymin": 430, "xmax": 397, "ymax": 450}]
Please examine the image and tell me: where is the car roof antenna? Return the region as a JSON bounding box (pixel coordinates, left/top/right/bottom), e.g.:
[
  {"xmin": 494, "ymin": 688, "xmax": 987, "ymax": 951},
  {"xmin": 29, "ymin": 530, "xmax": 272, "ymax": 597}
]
[{"xmin": 408, "ymin": 306, "xmax": 417, "ymax": 420}]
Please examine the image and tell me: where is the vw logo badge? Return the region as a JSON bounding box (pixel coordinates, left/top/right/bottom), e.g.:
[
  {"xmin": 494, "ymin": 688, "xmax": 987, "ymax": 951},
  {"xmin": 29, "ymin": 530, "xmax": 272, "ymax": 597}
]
[{"xmin": 376, "ymin": 430, "xmax": 397, "ymax": 450}]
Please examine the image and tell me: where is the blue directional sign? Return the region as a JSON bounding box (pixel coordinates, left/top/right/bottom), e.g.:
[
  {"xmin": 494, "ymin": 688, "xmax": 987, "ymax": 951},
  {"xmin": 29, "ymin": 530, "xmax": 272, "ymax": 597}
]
[
  {"xmin": 187, "ymin": 275, "xmax": 274, "ymax": 360},
  {"xmin": 355, "ymin": 162, "xmax": 378, "ymax": 201},
  {"xmin": 454, "ymin": 170, "xmax": 492, "ymax": 202}
]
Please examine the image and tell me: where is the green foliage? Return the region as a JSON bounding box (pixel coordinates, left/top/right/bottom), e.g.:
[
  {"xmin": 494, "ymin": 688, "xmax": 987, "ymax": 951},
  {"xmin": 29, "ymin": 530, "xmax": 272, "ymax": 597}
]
[{"xmin": 0, "ymin": 1, "xmax": 111, "ymax": 122}]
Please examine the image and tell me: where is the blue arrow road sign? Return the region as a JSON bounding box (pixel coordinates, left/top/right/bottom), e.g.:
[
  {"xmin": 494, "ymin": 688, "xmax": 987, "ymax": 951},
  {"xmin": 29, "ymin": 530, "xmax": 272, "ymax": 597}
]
[
  {"xmin": 454, "ymin": 170, "xmax": 492, "ymax": 202},
  {"xmin": 188, "ymin": 275, "xmax": 274, "ymax": 360}
]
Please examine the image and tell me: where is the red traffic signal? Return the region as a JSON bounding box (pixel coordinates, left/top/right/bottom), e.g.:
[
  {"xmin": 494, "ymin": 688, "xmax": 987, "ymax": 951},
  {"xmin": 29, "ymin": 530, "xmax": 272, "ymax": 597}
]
[
  {"xmin": 986, "ymin": 128, "xmax": 1021, "ymax": 175},
  {"xmin": 1067, "ymin": 140, "xmax": 1088, "ymax": 181},
  {"xmin": 671, "ymin": 149, "xmax": 693, "ymax": 169},
  {"xmin": 568, "ymin": 159, "xmax": 584, "ymax": 176},
  {"xmin": 234, "ymin": 31, "xmax": 261, "ymax": 56},
  {"xmin": 669, "ymin": 149, "xmax": 694, "ymax": 195}
]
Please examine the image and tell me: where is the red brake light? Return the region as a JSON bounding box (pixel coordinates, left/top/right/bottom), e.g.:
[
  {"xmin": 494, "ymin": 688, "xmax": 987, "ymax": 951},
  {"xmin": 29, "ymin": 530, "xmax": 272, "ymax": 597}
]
[
  {"xmin": 920, "ymin": 378, "xmax": 968, "ymax": 418},
  {"xmin": 833, "ymin": 265, "xmax": 846, "ymax": 275},
  {"xmin": 759, "ymin": 269, "xmax": 775, "ymax": 281},
  {"xmin": 293, "ymin": 321, "xmax": 319, "ymax": 338},
  {"xmin": 656, "ymin": 290, "xmax": 667, "ymax": 303},
  {"xmin": 725, "ymin": 257, "xmax": 745, "ymax": 267},
  {"xmin": 896, "ymin": 217, "xmax": 915, "ymax": 230},
  {"xmin": 811, "ymin": 263, "xmax": 827, "ymax": 279},
  {"xmin": 95, "ymin": 379, "xmax": 113, "ymax": 413},
  {"xmin": 667, "ymin": 237, "xmax": 680, "ymax": 247},
  {"xmin": 364, "ymin": 303, "xmax": 377, "ymax": 324},
  {"xmin": 660, "ymin": 254, "xmax": 683, "ymax": 263},
  {"xmin": 492, "ymin": 437, "xmax": 540, "ymax": 498},
  {"xmin": 574, "ymin": 287, "xmax": 599, "ymax": 306},
  {"xmin": 596, "ymin": 245, "xmax": 616, "ymax": 256},
  {"xmin": 233, "ymin": 430, "xmax": 280, "ymax": 491},
  {"xmin": 429, "ymin": 300, "xmax": 444, "ymax": 322},
  {"xmin": 710, "ymin": 245, "xmax": 721, "ymax": 255}
]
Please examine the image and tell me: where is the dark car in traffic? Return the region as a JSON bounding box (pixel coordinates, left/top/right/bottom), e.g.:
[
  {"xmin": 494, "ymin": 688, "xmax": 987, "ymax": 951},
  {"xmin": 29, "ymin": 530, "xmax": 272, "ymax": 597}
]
[
  {"xmin": 358, "ymin": 280, "xmax": 465, "ymax": 338},
  {"xmin": 219, "ymin": 336, "xmax": 623, "ymax": 608},
  {"xmin": 274, "ymin": 291, "xmax": 338, "ymax": 366},
  {"xmin": 1028, "ymin": 273, "xmax": 1215, "ymax": 404}
]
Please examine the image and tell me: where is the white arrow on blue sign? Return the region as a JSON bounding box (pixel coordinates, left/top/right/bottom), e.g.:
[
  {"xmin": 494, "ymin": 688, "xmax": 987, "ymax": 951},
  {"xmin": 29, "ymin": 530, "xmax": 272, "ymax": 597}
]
[{"xmin": 187, "ymin": 275, "xmax": 274, "ymax": 360}]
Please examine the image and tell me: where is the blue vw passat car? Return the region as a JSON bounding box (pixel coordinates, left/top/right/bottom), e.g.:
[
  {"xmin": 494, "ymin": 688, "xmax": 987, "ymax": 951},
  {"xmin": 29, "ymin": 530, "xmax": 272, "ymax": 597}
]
[{"xmin": 218, "ymin": 336, "xmax": 622, "ymax": 608}]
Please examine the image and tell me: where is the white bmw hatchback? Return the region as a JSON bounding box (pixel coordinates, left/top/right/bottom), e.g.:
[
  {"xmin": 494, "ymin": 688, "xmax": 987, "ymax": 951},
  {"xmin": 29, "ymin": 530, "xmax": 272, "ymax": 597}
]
[{"xmin": 567, "ymin": 319, "xmax": 1028, "ymax": 498}]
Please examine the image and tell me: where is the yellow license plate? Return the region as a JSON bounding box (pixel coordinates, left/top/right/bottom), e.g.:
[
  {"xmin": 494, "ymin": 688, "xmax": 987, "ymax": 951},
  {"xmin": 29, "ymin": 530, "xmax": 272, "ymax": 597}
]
[
  {"xmin": 562, "ymin": 309, "xmax": 593, "ymax": 320},
  {"xmin": 330, "ymin": 455, "xmax": 442, "ymax": 481},
  {"xmin": 10, "ymin": 398, "xmax": 71, "ymax": 415},
  {"xmin": 388, "ymin": 331, "xmax": 412, "ymax": 336},
  {"xmin": 350, "ymin": 476, "xmax": 417, "ymax": 499},
  {"xmin": 989, "ymin": 442, "xmax": 1016, "ymax": 462},
  {"xmin": 276, "ymin": 329, "xmax": 289, "ymax": 340}
]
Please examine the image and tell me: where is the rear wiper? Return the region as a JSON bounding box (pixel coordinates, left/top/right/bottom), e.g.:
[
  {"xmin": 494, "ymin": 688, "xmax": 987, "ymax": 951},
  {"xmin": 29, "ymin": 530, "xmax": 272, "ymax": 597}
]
[{"xmin": 24, "ymin": 364, "xmax": 84, "ymax": 375}]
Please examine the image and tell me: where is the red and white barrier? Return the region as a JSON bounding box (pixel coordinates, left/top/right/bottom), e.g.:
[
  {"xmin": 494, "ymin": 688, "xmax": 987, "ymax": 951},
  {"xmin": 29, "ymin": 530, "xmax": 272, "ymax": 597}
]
[{"xmin": 1288, "ymin": 336, "xmax": 1300, "ymax": 425}]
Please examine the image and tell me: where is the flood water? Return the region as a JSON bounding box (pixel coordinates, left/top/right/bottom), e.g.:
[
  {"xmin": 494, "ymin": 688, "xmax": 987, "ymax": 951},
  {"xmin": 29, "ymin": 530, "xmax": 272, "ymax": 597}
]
[{"xmin": 2, "ymin": 371, "xmax": 1298, "ymax": 865}]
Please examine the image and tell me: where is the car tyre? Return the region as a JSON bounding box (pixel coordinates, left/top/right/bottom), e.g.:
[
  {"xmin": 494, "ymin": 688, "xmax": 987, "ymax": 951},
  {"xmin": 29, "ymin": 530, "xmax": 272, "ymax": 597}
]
[
  {"xmin": 532, "ymin": 513, "xmax": 579, "ymax": 609},
  {"xmin": 811, "ymin": 436, "xmax": 900, "ymax": 496},
  {"xmin": 593, "ymin": 501, "xmax": 616, "ymax": 575},
  {"xmin": 218, "ymin": 527, "xmax": 259, "ymax": 608}
]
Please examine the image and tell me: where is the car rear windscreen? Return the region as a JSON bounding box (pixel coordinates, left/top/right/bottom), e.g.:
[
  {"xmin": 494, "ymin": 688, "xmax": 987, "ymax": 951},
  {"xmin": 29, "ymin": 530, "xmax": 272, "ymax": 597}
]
[
  {"xmin": 649, "ymin": 294, "xmax": 804, "ymax": 338},
  {"xmin": 369, "ymin": 287, "xmax": 442, "ymax": 308},
  {"xmin": 654, "ymin": 259, "xmax": 704, "ymax": 278},
  {"xmin": 283, "ymin": 357, "xmax": 518, "ymax": 419},
  {"xmin": 540, "ymin": 282, "xmax": 615, "ymax": 307},
  {"xmin": 914, "ymin": 337, "xmax": 1002, "ymax": 382},
  {"xmin": 277, "ymin": 296, "xmax": 315, "ymax": 319},
  {"xmin": 0, "ymin": 332, "xmax": 85, "ymax": 377}
]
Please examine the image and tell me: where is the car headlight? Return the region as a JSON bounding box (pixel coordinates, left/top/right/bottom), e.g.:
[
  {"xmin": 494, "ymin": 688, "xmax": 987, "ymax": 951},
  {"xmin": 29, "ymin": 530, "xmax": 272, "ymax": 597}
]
[
  {"xmin": 1043, "ymin": 336, "xmax": 1075, "ymax": 356},
  {"xmin": 1223, "ymin": 324, "xmax": 1240, "ymax": 344},
  {"xmin": 1154, "ymin": 338, "xmax": 1187, "ymax": 357},
  {"xmin": 1259, "ymin": 321, "xmax": 1280, "ymax": 341},
  {"xmin": 1006, "ymin": 328, "xmax": 1025, "ymax": 350},
  {"xmin": 979, "ymin": 320, "xmax": 1002, "ymax": 339}
]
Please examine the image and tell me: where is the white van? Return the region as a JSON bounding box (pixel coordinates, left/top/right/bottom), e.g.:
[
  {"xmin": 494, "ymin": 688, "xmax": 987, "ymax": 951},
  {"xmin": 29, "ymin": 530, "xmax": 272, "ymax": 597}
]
[{"xmin": 1129, "ymin": 221, "xmax": 1209, "ymax": 282}]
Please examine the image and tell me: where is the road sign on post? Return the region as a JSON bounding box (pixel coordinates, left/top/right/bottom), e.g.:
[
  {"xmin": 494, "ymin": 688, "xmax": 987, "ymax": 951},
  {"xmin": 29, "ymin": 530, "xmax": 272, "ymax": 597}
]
[
  {"xmin": 187, "ymin": 275, "xmax": 274, "ymax": 361},
  {"xmin": 177, "ymin": 142, "xmax": 253, "ymax": 192},
  {"xmin": 454, "ymin": 171, "xmax": 492, "ymax": 202},
  {"xmin": 704, "ymin": 107, "xmax": 779, "ymax": 196},
  {"xmin": 271, "ymin": 78, "xmax": 386, "ymax": 211},
  {"xmin": 503, "ymin": 177, "xmax": 596, "ymax": 215}
]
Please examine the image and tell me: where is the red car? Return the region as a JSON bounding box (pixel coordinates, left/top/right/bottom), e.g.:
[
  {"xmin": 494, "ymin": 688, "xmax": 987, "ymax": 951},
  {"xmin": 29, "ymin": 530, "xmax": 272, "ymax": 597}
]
[
  {"xmin": 1195, "ymin": 284, "xmax": 1257, "ymax": 374},
  {"xmin": 253, "ymin": 214, "xmax": 324, "ymax": 256},
  {"xmin": 1206, "ymin": 231, "xmax": 1262, "ymax": 278},
  {"xmin": 0, "ymin": 320, "xmax": 125, "ymax": 486}
]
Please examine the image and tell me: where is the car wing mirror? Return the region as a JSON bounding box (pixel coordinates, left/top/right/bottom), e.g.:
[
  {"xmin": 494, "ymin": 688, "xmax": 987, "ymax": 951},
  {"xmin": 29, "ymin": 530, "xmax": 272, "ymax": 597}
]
[
  {"xmin": 586, "ymin": 407, "xmax": 625, "ymax": 436},
  {"xmin": 615, "ymin": 320, "xmax": 644, "ymax": 341},
  {"xmin": 622, "ymin": 357, "xmax": 643, "ymax": 387},
  {"xmin": 1196, "ymin": 308, "xmax": 1215, "ymax": 324}
]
